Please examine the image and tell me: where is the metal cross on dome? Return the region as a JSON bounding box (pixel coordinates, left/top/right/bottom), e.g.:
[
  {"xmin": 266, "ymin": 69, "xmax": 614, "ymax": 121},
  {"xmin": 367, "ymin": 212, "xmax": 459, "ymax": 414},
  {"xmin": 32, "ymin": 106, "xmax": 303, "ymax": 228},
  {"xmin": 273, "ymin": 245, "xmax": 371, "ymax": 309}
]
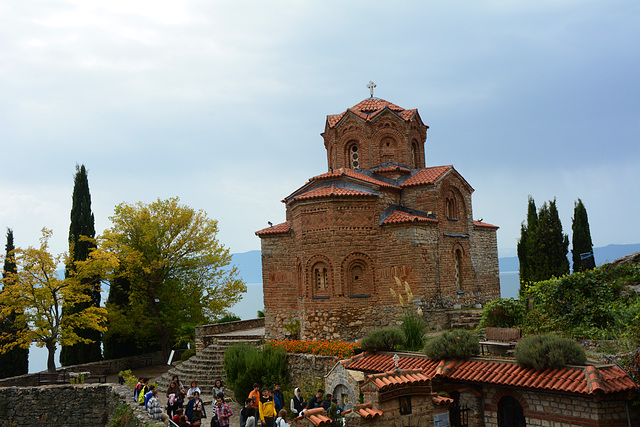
[{"xmin": 367, "ymin": 80, "xmax": 376, "ymax": 98}]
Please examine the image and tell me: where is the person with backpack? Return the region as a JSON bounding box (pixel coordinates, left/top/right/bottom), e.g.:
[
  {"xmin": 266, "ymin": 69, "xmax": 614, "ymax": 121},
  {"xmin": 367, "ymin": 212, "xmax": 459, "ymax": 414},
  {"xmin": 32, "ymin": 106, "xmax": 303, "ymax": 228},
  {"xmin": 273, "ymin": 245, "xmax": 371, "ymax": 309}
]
[{"xmin": 137, "ymin": 378, "xmax": 150, "ymax": 405}]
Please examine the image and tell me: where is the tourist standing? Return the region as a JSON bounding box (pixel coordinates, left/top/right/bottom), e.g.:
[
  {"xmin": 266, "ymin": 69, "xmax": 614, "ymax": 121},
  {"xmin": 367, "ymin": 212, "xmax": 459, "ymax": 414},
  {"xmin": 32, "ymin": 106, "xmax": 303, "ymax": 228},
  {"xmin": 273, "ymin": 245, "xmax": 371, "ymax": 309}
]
[
  {"xmin": 186, "ymin": 380, "xmax": 201, "ymax": 401},
  {"xmin": 259, "ymin": 388, "xmax": 277, "ymax": 427},
  {"xmin": 212, "ymin": 379, "xmax": 225, "ymax": 398},
  {"xmin": 248, "ymin": 383, "xmax": 261, "ymax": 421},
  {"xmin": 240, "ymin": 398, "xmax": 253, "ymax": 427},
  {"xmin": 215, "ymin": 394, "xmax": 233, "ymax": 427},
  {"xmin": 273, "ymin": 382, "xmax": 285, "ymax": 412},
  {"xmin": 245, "ymin": 407, "xmax": 257, "ymax": 427},
  {"xmin": 275, "ymin": 409, "xmax": 290, "ymax": 427},
  {"xmin": 308, "ymin": 389, "xmax": 324, "ymax": 410},
  {"xmin": 186, "ymin": 390, "xmax": 207, "ymax": 423},
  {"xmin": 290, "ymin": 387, "xmax": 305, "ymax": 416}
]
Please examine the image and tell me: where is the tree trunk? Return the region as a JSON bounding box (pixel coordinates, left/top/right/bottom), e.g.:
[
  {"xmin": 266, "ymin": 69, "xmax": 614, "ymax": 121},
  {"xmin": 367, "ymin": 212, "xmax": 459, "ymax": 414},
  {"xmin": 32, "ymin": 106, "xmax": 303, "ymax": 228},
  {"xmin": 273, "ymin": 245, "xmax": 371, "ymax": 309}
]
[{"xmin": 46, "ymin": 342, "xmax": 57, "ymax": 372}]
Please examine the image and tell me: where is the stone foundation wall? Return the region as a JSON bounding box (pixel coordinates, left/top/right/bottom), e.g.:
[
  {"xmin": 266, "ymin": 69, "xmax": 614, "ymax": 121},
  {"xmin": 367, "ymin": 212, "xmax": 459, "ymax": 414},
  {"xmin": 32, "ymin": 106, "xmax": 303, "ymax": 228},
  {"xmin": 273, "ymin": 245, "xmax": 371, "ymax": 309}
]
[
  {"xmin": 0, "ymin": 352, "xmax": 166, "ymax": 388},
  {"xmin": 287, "ymin": 353, "xmax": 339, "ymax": 396},
  {"xmin": 195, "ymin": 318, "xmax": 265, "ymax": 353},
  {"xmin": 484, "ymin": 386, "xmax": 636, "ymax": 426},
  {"xmin": 0, "ymin": 384, "xmax": 119, "ymax": 426}
]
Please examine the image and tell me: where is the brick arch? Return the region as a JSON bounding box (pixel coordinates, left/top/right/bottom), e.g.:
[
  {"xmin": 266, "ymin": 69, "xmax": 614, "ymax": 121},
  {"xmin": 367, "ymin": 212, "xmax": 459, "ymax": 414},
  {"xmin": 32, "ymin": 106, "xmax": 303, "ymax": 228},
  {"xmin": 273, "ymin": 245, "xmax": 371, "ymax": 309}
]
[
  {"xmin": 491, "ymin": 388, "xmax": 529, "ymax": 410},
  {"xmin": 337, "ymin": 131, "xmax": 367, "ymax": 169},
  {"xmin": 341, "ymin": 252, "xmax": 375, "ymax": 297},
  {"xmin": 306, "ymin": 255, "xmax": 334, "ymax": 298},
  {"xmin": 371, "ymin": 128, "xmax": 406, "ymax": 166}
]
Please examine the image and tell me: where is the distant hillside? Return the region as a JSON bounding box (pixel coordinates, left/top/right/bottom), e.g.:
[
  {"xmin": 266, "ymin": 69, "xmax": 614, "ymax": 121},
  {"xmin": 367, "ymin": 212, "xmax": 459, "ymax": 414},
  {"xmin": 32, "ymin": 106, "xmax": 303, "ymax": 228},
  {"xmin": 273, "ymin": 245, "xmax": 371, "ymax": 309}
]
[
  {"xmin": 499, "ymin": 243, "xmax": 640, "ymax": 273},
  {"xmin": 231, "ymin": 244, "xmax": 640, "ymax": 289}
]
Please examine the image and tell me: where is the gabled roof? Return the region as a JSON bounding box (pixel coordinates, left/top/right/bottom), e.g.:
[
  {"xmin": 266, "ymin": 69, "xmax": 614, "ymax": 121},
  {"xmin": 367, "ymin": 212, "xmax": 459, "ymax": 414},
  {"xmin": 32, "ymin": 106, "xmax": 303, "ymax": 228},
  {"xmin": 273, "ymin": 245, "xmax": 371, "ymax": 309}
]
[
  {"xmin": 364, "ymin": 369, "xmax": 430, "ymax": 391},
  {"xmin": 288, "ymin": 184, "xmax": 378, "ymax": 203},
  {"xmin": 339, "ymin": 352, "xmax": 636, "ymax": 396},
  {"xmin": 326, "ymin": 98, "xmax": 426, "ymax": 130},
  {"xmin": 380, "ymin": 206, "xmax": 438, "ymax": 226},
  {"xmin": 255, "ymin": 221, "xmax": 291, "ymax": 236}
]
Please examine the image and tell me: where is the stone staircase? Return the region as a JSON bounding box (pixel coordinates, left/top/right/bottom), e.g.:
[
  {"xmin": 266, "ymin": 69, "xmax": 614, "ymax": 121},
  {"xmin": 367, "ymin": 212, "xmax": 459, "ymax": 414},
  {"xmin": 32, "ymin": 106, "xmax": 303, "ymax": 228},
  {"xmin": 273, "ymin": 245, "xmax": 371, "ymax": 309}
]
[
  {"xmin": 449, "ymin": 309, "xmax": 483, "ymax": 330},
  {"xmin": 154, "ymin": 328, "xmax": 264, "ymax": 401}
]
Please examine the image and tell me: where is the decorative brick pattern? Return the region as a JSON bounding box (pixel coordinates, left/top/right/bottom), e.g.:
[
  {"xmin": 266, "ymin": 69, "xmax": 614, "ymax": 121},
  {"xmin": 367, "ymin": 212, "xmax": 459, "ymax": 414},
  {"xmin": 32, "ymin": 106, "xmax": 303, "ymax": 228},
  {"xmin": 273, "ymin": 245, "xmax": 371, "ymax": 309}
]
[{"xmin": 258, "ymin": 98, "xmax": 500, "ymax": 342}]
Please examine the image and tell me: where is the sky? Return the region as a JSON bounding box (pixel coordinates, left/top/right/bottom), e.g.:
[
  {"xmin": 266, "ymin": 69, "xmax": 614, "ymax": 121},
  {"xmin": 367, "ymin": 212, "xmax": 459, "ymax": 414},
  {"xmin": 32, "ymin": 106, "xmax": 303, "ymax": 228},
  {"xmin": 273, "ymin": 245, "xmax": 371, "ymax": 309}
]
[{"xmin": 2, "ymin": 0, "xmax": 639, "ymax": 261}]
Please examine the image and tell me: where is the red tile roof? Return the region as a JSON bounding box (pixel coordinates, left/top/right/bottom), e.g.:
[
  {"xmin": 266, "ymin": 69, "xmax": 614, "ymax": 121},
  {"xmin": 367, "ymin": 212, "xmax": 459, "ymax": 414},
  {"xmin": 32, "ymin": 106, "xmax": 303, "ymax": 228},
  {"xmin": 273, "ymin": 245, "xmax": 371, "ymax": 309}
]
[
  {"xmin": 301, "ymin": 408, "xmax": 332, "ymax": 426},
  {"xmin": 366, "ymin": 369, "xmax": 430, "ymax": 391},
  {"xmin": 381, "ymin": 209, "xmax": 438, "ymax": 226},
  {"xmin": 308, "ymin": 168, "xmax": 401, "ymax": 190},
  {"xmin": 340, "ymin": 353, "xmax": 636, "ymax": 395},
  {"xmin": 372, "ymin": 165, "xmax": 412, "ymax": 174},
  {"xmin": 474, "ymin": 220, "xmax": 499, "ymax": 229},
  {"xmin": 290, "ymin": 185, "xmax": 377, "ymax": 203},
  {"xmin": 326, "ymin": 98, "xmax": 425, "ymax": 129},
  {"xmin": 342, "ymin": 403, "xmax": 383, "ymax": 419},
  {"xmin": 255, "ymin": 221, "xmax": 291, "ymax": 236},
  {"xmin": 401, "ymin": 165, "xmax": 452, "ymax": 187}
]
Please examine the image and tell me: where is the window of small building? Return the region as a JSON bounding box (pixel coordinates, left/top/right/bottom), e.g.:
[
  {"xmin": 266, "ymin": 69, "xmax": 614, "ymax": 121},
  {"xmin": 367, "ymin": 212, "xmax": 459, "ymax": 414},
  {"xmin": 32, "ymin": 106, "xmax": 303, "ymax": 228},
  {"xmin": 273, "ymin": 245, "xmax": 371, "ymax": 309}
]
[
  {"xmin": 497, "ymin": 396, "xmax": 526, "ymax": 427},
  {"xmin": 399, "ymin": 396, "xmax": 412, "ymax": 415},
  {"xmin": 446, "ymin": 197, "xmax": 457, "ymax": 219}
]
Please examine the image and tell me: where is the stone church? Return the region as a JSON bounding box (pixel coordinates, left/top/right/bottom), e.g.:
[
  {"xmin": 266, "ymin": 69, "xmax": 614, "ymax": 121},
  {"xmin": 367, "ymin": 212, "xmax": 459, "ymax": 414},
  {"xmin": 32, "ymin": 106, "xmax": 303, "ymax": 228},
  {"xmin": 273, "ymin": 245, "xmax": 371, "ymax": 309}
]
[{"xmin": 256, "ymin": 95, "xmax": 500, "ymax": 341}]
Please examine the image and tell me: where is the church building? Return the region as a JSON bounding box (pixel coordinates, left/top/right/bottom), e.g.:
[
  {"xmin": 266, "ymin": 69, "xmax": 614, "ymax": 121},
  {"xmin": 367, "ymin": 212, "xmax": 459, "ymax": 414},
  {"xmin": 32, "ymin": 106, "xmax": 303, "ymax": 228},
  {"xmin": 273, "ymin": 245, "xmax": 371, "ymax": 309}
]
[{"xmin": 256, "ymin": 92, "xmax": 500, "ymax": 341}]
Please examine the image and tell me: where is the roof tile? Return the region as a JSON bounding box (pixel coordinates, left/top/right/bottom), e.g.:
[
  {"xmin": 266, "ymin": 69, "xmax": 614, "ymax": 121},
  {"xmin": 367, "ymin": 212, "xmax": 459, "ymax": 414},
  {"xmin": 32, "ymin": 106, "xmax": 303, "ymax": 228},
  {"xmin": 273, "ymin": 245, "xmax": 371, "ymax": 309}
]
[
  {"xmin": 340, "ymin": 353, "xmax": 637, "ymax": 395},
  {"xmin": 290, "ymin": 185, "xmax": 377, "ymax": 203},
  {"xmin": 255, "ymin": 221, "xmax": 291, "ymax": 236},
  {"xmin": 381, "ymin": 210, "xmax": 438, "ymax": 226},
  {"xmin": 327, "ymin": 98, "xmax": 423, "ymax": 129},
  {"xmin": 309, "ymin": 168, "xmax": 401, "ymax": 190},
  {"xmin": 401, "ymin": 165, "xmax": 452, "ymax": 187}
]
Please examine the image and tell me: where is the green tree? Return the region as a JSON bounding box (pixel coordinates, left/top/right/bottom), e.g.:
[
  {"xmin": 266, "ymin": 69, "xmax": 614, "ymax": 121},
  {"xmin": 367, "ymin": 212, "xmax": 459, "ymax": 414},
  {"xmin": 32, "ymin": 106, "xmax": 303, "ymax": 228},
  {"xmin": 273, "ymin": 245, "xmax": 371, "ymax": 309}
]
[
  {"xmin": 61, "ymin": 164, "xmax": 101, "ymax": 366},
  {"xmin": 0, "ymin": 228, "xmax": 108, "ymax": 372},
  {"xmin": 571, "ymin": 199, "xmax": 594, "ymax": 273},
  {"xmin": 517, "ymin": 196, "xmax": 538, "ymax": 294},
  {"xmin": 0, "ymin": 228, "xmax": 29, "ymax": 378},
  {"xmin": 531, "ymin": 199, "xmax": 569, "ymax": 281},
  {"xmin": 99, "ymin": 197, "xmax": 246, "ymax": 361}
]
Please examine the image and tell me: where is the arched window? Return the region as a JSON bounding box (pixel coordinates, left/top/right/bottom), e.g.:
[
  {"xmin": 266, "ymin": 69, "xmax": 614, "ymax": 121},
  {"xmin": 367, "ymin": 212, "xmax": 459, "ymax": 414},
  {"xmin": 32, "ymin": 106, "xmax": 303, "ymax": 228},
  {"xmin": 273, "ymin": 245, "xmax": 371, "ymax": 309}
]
[
  {"xmin": 380, "ymin": 136, "xmax": 396, "ymax": 162},
  {"xmin": 314, "ymin": 264, "xmax": 328, "ymax": 291},
  {"xmin": 498, "ymin": 396, "xmax": 526, "ymax": 427},
  {"xmin": 455, "ymin": 249, "xmax": 463, "ymax": 290},
  {"xmin": 411, "ymin": 141, "xmax": 419, "ymax": 168},
  {"xmin": 446, "ymin": 197, "xmax": 457, "ymax": 219},
  {"xmin": 347, "ymin": 142, "xmax": 360, "ymax": 169}
]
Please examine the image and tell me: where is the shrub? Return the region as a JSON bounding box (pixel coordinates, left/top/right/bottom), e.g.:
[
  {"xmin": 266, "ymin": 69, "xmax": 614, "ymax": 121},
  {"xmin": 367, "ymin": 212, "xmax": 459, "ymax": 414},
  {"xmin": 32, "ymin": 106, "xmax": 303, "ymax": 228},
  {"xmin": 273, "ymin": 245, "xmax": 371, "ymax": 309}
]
[
  {"xmin": 401, "ymin": 313, "xmax": 426, "ymax": 351},
  {"xmin": 479, "ymin": 298, "xmax": 526, "ymax": 328},
  {"xmin": 111, "ymin": 401, "xmax": 137, "ymax": 427},
  {"xmin": 181, "ymin": 348, "xmax": 196, "ymax": 361},
  {"xmin": 515, "ymin": 333, "xmax": 586, "ymax": 370},
  {"xmin": 224, "ymin": 343, "xmax": 288, "ymax": 402},
  {"xmin": 216, "ymin": 315, "xmax": 241, "ymax": 323},
  {"xmin": 424, "ymin": 330, "xmax": 479, "ymax": 360},
  {"xmin": 360, "ymin": 328, "xmax": 405, "ymax": 353}
]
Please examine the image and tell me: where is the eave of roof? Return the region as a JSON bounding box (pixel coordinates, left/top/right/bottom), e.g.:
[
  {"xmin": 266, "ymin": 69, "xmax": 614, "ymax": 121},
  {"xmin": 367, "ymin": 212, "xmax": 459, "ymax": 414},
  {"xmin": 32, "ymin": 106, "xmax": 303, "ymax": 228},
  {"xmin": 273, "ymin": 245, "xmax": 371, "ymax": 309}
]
[
  {"xmin": 474, "ymin": 220, "xmax": 499, "ymax": 229},
  {"xmin": 325, "ymin": 98, "xmax": 427, "ymax": 130},
  {"xmin": 288, "ymin": 184, "xmax": 377, "ymax": 204},
  {"xmin": 339, "ymin": 353, "xmax": 636, "ymax": 395},
  {"xmin": 255, "ymin": 221, "xmax": 291, "ymax": 236}
]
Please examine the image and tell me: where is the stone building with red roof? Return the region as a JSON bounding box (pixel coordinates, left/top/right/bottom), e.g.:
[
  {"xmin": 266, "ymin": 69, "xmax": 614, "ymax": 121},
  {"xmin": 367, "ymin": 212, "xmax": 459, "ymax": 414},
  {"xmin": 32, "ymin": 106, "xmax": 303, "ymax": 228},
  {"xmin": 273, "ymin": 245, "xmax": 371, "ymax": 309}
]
[
  {"xmin": 256, "ymin": 97, "xmax": 500, "ymax": 341},
  {"xmin": 320, "ymin": 352, "xmax": 638, "ymax": 426}
]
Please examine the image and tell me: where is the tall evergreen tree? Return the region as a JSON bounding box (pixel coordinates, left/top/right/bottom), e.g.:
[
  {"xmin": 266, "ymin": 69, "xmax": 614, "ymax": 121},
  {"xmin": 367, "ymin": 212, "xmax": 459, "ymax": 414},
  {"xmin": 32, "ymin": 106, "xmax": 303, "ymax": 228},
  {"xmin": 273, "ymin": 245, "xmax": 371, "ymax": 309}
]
[
  {"xmin": 517, "ymin": 196, "xmax": 538, "ymax": 295},
  {"xmin": 0, "ymin": 228, "xmax": 29, "ymax": 378},
  {"xmin": 60, "ymin": 164, "xmax": 101, "ymax": 366},
  {"xmin": 530, "ymin": 199, "xmax": 570, "ymax": 281},
  {"xmin": 572, "ymin": 198, "xmax": 595, "ymax": 272}
]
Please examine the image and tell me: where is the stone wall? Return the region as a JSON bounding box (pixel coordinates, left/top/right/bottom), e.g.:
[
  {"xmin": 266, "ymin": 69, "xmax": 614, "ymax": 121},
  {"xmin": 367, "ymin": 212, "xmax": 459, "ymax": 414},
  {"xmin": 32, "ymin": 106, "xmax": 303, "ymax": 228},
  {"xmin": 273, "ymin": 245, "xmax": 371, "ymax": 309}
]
[
  {"xmin": 0, "ymin": 351, "xmax": 167, "ymax": 388},
  {"xmin": 287, "ymin": 353, "xmax": 339, "ymax": 396},
  {"xmin": 0, "ymin": 384, "xmax": 119, "ymax": 426},
  {"xmin": 484, "ymin": 386, "xmax": 637, "ymax": 426},
  {"xmin": 195, "ymin": 318, "xmax": 265, "ymax": 353}
]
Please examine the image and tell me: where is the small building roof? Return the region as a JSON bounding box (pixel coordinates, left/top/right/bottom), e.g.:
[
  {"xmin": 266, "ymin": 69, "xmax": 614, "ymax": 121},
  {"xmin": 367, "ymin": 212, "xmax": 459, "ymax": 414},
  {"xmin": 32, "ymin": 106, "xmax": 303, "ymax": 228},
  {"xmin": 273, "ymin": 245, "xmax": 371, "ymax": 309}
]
[{"xmin": 255, "ymin": 221, "xmax": 291, "ymax": 236}]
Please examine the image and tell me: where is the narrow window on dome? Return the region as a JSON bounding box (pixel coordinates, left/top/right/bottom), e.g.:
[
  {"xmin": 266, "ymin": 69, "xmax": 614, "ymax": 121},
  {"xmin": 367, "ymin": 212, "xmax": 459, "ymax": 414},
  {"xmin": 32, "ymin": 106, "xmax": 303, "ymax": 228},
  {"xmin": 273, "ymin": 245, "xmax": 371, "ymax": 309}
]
[{"xmin": 350, "ymin": 144, "xmax": 359, "ymax": 169}]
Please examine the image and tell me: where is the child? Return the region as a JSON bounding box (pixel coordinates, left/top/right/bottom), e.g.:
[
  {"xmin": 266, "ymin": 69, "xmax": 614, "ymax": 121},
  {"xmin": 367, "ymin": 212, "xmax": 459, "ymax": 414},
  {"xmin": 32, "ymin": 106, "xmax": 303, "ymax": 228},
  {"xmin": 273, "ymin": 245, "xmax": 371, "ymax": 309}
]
[
  {"xmin": 259, "ymin": 387, "xmax": 277, "ymax": 427},
  {"xmin": 275, "ymin": 409, "xmax": 290, "ymax": 427},
  {"xmin": 248, "ymin": 383, "xmax": 261, "ymax": 421},
  {"xmin": 240, "ymin": 398, "xmax": 253, "ymax": 427},
  {"xmin": 245, "ymin": 407, "xmax": 256, "ymax": 427}
]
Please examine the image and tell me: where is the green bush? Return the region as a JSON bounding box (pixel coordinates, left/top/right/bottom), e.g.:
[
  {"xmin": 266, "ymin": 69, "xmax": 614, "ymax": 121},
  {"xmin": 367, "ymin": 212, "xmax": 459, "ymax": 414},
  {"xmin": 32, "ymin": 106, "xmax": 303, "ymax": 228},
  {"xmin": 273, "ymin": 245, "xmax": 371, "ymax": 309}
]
[
  {"xmin": 401, "ymin": 313, "xmax": 426, "ymax": 351},
  {"xmin": 224, "ymin": 343, "xmax": 288, "ymax": 403},
  {"xmin": 111, "ymin": 401, "xmax": 138, "ymax": 427},
  {"xmin": 515, "ymin": 333, "xmax": 586, "ymax": 370},
  {"xmin": 479, "ymin": 298, "xmax": 526, "ymax": 328},
  {"xmin": 360, "ymin": 327, "xmax": 405, "ymax": 353},
  {"xmin": 181, "ymin": 348, "xmax": 196, "ymax": 361},
  {"xmin": 424, "ymin": 330, "xmax": 479, "ymax": 360},
  {"xmin": 216, "ymin": 315, "xmax": 242, "ymax": 323}
]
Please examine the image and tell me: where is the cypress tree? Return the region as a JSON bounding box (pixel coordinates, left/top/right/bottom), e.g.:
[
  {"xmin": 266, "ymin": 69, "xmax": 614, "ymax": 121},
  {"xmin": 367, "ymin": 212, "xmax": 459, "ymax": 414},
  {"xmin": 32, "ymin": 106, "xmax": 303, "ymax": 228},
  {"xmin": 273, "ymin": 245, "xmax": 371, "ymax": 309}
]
[
  {"xmin": 517, "ymin": 196, "xmax": 538, "ymax": 294},
  {"xmin": 530, "ymin": 199, "xmax": 570, "ymax": 281},
  {"xmin": 60, "ymin": 164, "xmax": 101, "ymax": 366},
  {"xmin": 0, "ymin": 228, "xmax": 29, "ymax": 378},
  {"xmin": 572, "ymin": 199, "xmax": 595, "ymax": 272}
]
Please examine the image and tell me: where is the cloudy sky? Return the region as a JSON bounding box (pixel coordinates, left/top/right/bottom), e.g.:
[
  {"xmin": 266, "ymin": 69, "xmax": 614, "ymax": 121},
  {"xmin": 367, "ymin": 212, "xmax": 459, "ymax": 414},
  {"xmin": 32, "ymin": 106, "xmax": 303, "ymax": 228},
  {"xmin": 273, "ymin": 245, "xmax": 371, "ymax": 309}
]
[{"xmin": 2, "ymin": 0, "xmax": 639, "ymax": 261}]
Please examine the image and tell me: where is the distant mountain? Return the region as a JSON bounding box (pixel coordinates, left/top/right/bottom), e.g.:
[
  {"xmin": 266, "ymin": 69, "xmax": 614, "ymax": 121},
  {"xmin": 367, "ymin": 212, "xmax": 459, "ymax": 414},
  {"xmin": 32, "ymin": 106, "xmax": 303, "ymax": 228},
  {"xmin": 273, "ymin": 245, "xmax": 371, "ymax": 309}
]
[
  {"xmin": 230, "ymin": 244, "xmax": 640, "ymax": 293},
  {"xmin": 498, "ymin": 243, "xmax": 640, "ymax": 273}
]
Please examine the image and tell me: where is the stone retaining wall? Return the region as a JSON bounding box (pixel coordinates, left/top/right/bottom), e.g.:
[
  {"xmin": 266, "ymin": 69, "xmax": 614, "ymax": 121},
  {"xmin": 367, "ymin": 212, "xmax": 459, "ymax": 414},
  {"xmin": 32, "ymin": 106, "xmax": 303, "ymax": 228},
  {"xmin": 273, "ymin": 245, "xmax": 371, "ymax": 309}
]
[
  {"xmin": 0, "ymin": 351, "xmax": 167, "ymax": 388},
  {"xmin": 0, "ymin": 384, "xmax": 119, "ymax": 426},
  {"xmin": 286, "ymin": 353, "xmax": 340, "ymax": 395},
  {"xmin": 195, "ymin": 318, "xmax": 265, "ymax": 353}
]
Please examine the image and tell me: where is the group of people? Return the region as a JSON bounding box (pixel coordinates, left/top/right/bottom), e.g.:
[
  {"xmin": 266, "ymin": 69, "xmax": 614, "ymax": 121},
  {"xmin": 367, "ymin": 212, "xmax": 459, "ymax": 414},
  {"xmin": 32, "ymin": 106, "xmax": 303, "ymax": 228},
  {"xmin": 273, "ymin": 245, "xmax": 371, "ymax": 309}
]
[
  {"xmin": 240, "ymin": 384, "xmax": 342, "ymax": 427},
  {"xmin": 134, "ymin": 376, "xmax": 232, "ymax": 427},
  {"xmin": 133, "ymin": 376, "xmax": 343, "ymax": 427}
]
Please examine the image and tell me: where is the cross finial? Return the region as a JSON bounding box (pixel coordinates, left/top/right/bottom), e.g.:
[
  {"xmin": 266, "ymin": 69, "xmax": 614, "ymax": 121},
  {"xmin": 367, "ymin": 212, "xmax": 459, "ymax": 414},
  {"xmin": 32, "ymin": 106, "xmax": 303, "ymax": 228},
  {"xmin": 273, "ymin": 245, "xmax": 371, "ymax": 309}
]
[
  {"xmin": 393, "ymin": 353, "xmax": 399, "ymax": 369},
  {"xmin": 366, "ymin": 80, "xmax": 376, "ymax": 98}
]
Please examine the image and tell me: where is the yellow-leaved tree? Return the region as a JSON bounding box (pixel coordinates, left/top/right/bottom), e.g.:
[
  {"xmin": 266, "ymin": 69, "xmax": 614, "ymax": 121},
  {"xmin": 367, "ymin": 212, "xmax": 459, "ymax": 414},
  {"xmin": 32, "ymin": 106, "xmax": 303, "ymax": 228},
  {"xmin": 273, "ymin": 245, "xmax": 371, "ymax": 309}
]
[
  {"xmin": 99, "ymin": 197, "xmax": 246, "ymax": 361},
  {"xmin": 0, "ymin": 228, "xmax": 109, "ymax": 372}
]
